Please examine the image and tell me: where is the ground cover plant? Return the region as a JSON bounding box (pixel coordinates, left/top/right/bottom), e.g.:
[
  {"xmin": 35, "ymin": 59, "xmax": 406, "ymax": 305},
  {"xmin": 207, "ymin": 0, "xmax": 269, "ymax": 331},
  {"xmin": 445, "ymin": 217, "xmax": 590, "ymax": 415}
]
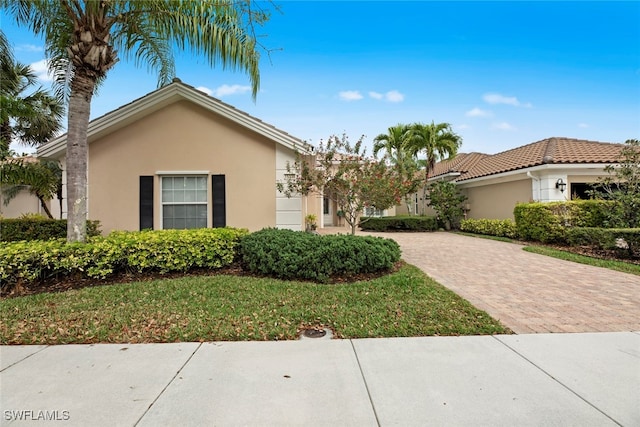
[{"xmin": 0, "ymin": 264, "xmax": 510, "ymax": 344}]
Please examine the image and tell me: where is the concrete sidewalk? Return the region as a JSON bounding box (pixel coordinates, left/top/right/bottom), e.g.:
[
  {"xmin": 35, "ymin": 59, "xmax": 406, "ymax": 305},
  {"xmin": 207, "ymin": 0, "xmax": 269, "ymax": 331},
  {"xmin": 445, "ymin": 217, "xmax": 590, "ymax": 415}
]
[{"xmin": 2, "ymin": 332, "xmax": 639, "ymax": 426}]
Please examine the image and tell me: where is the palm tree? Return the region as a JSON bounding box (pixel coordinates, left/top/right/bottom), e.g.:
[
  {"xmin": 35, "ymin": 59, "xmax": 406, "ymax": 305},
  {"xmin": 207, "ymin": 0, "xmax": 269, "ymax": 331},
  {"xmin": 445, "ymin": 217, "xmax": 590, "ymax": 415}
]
[
  {"xmin": 373, "ymin": 124, "xmax": 419, "ymax": 214},
  {"xmin": 373, "ymin": 124, "xmax": 410, "ymax": 159},
  {"xmin": 1, "ymin": 157, "xmax": 62, "ymax": 219},
  {"xmin": 2, "ymin": 1, "xmax": 265, "ymax": 242},
  {"xmin": 0, "ymin": 30, "xmax": 64, "ymax": 158},
  {"xmin": 407, "ymin": 122, "xmax": 462, "ymax": 215}
]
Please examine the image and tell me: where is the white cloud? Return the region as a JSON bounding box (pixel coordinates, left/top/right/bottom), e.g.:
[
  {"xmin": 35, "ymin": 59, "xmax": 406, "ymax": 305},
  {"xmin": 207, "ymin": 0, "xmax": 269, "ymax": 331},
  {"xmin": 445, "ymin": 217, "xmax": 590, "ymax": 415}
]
[
  {"xmin": 385, "ymin": 90, "xmax": 404, "ymax": 102},
  {"xmin": 466, "ymin": 107, "xmax": 492, "ymax": 118},
  {"xmin": 368, "ymin": 90, "xmax": 404, "ymax": 102},
  {"xmin": 457, "ymin": 124, "xmax": 470, "ymax": 130},
  {"xmin": 17, "ymin": 44, "xmax": 43, "ymax": 53},
  {"xmin": 578, "ymin": 123, "xmax": 589, "ymax": 128},
  {"xmin": 196, "ymin": 86, "xmax": 213, "ymax": 96},
  {"xmin": 196, "ymin": 84, "xmax": 252, "ymax": 98},
  {"xmin": 30, "ymin": 59, "xmax": 54, "ymax": 82},
  {"xmin": 215, "ymin": 84, "xmax": 251, "ymax": 97},
  {"xmin": 339, "ymin": 90, "xmax": 364, "ymax": 101},
  {"xmin": 483, "ymin": 93, "xmax": 531, "ymax": 108},
  {"xmin": 491, "ymin": 122, "xmax": 516, "ymax": 131}
]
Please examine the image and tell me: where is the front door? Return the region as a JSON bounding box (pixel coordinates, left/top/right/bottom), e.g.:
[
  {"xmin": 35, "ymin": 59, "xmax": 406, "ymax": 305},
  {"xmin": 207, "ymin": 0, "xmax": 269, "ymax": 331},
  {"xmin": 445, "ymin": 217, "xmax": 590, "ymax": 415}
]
[{"xmin": 323, "ymin": 196, "xmax": 333, "ymax": 226}]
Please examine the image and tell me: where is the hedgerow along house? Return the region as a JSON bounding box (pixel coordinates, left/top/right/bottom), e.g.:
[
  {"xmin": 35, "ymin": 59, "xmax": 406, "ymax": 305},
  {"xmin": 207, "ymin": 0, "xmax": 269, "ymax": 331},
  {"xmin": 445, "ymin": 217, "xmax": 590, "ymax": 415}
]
[
  {"xmin": 396, "ymin": 137, "xmax": 626, "ymax": 220},
  {"xmin": 36, "ymin": 79, "xmax": 315, "ymax": 234}
]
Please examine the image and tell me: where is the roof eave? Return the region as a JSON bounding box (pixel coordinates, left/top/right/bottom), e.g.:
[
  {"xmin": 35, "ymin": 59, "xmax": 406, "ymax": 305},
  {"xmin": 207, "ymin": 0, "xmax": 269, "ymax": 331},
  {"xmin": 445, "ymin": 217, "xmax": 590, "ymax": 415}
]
[
  {"xmin": 456, "ymin": 162, "xmax": 617, "ymax": 185},
  {"xmin": 37, "ymin": 83, "xmax": 309, "ymax": 158}
]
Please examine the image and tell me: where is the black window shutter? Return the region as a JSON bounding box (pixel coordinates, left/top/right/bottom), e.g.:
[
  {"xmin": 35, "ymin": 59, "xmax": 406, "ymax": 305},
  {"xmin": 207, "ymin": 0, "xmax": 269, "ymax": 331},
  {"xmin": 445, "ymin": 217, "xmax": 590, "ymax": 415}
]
[
  {"xmin": 139, "ymin": 176, "xmax": 154, "ymax": 230},
  {"xmin": 212, "ymin": 174, "xmax": 226, "ymax": 228}
]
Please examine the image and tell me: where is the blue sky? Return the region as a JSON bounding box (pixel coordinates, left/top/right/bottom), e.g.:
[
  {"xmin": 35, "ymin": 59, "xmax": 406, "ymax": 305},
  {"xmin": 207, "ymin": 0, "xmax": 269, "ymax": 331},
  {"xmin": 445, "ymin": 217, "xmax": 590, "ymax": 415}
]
[{"xmin": 3, "ymin": 1, "xmax": 639, "ymax": 155}]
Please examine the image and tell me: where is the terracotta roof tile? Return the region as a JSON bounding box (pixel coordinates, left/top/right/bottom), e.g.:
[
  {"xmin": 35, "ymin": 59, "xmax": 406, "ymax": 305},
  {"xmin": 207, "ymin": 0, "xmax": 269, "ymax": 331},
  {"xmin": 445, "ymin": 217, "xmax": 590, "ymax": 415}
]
[
  {"xmin": 444, "ymin": 137, "xmax": 625, "ymax": 181},
  {"xmin": 430, "ymin": 152, "xmax": 488, "ymax": 178}
]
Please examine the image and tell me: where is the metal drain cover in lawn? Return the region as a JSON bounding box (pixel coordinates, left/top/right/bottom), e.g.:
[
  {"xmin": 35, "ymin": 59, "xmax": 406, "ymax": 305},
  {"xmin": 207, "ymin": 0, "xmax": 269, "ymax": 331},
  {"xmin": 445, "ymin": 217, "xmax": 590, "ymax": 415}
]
[{"xmin": 300, "ymin": 328, "xmax": 333, "ymax": 340}]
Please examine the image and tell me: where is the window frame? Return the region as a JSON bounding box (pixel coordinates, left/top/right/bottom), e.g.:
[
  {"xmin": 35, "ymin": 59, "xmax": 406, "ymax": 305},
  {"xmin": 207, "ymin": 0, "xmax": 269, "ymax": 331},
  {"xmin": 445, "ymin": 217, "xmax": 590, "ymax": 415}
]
[{"xmin": 157, "ymin": 172, "xmax": 210, "ymax": 230}]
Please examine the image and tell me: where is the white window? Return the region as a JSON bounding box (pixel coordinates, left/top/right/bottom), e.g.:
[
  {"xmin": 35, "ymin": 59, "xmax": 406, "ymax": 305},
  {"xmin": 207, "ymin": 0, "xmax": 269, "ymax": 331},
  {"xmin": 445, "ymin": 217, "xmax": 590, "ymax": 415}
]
[
  {"xmin": 161, "ymin": 176, "xmax": 207, "ymax": 229},
  {"xmin": 364, "ymin": 206, "xmax": 384, "ymax": 217}
]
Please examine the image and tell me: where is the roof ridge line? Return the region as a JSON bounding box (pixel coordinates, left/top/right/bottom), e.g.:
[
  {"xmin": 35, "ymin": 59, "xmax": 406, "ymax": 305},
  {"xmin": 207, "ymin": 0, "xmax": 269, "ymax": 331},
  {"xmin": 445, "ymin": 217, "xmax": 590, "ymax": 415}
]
[{"xmin": 542, "ymin": 137, "xmax": 557, "ymax": 163}]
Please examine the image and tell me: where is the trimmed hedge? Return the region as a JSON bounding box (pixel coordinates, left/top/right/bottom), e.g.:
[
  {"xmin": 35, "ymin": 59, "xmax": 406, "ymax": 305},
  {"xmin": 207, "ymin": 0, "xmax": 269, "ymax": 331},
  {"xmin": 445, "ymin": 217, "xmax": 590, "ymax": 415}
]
[
  {"xmin": 239, "ymin": 228, "xmax": 401, "ymax": 282},
  {"xmin": 0, "ymin": 218, "xmax": 101, "ymax": 241},
  {"xmin": 0, "ymin": 228, "xmax": 248, "ymax": 291},
  {"xmin": 567, "ymin": 227, "xmax": 640, "ymax": 256},
  {"xmin": 513, "ymin": 200, "xmax": 614, "ymax": 244},
  {"xmin": 459, "ymin": 218, "xmax": 517, "ymax": 239},
  {"xmin": 358, "ymin": 216, "xmax": 438, "ymax": 232}
]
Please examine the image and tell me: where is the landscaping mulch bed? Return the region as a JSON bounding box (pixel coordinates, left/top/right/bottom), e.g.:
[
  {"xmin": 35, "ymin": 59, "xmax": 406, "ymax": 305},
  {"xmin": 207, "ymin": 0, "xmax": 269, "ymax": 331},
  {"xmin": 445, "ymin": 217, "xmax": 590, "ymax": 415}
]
[{"xmin": 544, "ymin": 244, "xmax": 640, "ymax": 265}]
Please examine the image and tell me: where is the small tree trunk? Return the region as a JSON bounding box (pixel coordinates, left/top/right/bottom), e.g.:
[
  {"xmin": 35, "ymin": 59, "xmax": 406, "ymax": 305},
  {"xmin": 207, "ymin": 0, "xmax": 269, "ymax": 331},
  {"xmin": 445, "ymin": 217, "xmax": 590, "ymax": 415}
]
[
  {"xmin": 404, "ymin": 195, "xmax": 413, "ymax": 216},
  {"xmin": 37, "ymin": 195, "xmax": 54, "ymax": 219},
  {"xmin": 66, "ymin": 71, "xmax": 95, "ymax": 243}
]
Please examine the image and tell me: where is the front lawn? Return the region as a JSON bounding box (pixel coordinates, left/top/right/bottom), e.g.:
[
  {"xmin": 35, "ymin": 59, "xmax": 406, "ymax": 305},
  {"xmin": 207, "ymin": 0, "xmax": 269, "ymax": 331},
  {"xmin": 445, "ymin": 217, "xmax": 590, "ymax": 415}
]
[{"xmin": 0, "ymin": 264, "xmax": 510, "ymax": 344}]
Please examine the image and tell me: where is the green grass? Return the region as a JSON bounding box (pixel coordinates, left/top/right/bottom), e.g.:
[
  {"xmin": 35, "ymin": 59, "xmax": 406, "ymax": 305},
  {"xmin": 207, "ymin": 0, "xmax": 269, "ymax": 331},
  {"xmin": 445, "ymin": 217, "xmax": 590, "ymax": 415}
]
[
  {"xmin": 523, "ymin": 246, "xmax": 640, "ymax": 276},
  {"xmin": 0, "ymin": 264, "xmax": 509, "ymax": 344}
]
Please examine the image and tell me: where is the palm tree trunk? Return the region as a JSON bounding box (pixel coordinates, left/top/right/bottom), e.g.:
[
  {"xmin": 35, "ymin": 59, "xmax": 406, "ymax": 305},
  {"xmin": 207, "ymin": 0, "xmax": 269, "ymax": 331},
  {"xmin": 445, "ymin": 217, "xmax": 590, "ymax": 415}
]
[{"xmin": 66, "ymin": 70, "xmax": 95, "ymax": 242}]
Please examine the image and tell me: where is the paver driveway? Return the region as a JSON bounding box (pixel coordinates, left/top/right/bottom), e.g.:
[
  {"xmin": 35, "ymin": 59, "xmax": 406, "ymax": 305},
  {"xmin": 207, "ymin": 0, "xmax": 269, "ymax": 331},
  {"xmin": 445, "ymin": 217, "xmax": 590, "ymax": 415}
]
[{"xmin": 351, "ymin": 230, "xmax": 640, "ymax": 334}]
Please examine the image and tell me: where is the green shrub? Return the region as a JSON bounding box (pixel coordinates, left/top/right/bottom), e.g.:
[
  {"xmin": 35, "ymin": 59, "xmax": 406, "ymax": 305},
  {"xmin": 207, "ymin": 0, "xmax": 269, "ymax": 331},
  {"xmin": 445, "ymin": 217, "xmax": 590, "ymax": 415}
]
[
  {"xmin": 563, "ymin": 200, "xmax": 612, "ymax": 228},
  {"xmin": 358, "ymin": 216, "xmax": 438, "ymax": 232},
  {"xmin": 459, "ymin": 218, "xmax": 517, "ymax": 238},
  {"xmin": 0, "ymin": 227, "xmax": 248, "ymax": 292},
  {"xmin": 0, "ymin": 218, "xmax": 101, "ymax": 241},
  {"xmin": 514, "ymin": 200, "xmax": 616, "ymax": 244},
  {"xmin": 239, "ymin": 228, "xmax": 401, "ymax": 283},
  {"xmin": 514, "ymin": 203, "xmax": 565, "ymax": 243}
]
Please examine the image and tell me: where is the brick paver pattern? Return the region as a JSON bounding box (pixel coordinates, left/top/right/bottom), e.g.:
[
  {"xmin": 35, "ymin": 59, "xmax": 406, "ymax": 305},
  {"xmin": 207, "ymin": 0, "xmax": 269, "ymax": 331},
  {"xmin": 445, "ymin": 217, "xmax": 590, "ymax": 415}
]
[{"xmin": 326, "ymin": 229, "xmax": 640, "ymax": 334}]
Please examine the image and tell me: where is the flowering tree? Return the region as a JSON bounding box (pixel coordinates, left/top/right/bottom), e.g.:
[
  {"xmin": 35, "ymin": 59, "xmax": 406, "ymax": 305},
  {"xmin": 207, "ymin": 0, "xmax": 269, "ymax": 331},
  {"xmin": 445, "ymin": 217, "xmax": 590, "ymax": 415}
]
[{"xmin": 277, "ymin": 134, "xmax": 411, "ymax": 235}]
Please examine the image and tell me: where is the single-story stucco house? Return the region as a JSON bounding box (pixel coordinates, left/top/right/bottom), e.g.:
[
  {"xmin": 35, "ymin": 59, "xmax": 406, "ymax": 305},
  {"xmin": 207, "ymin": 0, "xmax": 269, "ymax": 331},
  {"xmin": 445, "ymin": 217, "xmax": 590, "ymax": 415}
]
[
  {"xmin": 397, "ymin": 137, "xmax": 625, "ymax": 220},
  {"xmin": 7, "ymin": 81, "xmax": 624, "ymax": 230},
  {"xmin": 34, "ymin": 78, "xmax": 322, "ymax": 234}
]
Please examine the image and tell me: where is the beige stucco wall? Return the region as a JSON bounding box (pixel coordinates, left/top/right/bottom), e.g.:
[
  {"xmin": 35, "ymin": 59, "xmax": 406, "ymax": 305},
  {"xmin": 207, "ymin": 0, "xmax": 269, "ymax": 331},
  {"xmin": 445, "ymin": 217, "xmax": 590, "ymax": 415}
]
[
  {"xmin": 0, "ymin": 188, "xmax": 41, "ymax": 218},
  {"xmin": 461, "ymin": 178, "xmax": 532, "ymax": 220},
  {"xmin": 87, "ymin": 100, "xmax": 279, "ymax": 233}
]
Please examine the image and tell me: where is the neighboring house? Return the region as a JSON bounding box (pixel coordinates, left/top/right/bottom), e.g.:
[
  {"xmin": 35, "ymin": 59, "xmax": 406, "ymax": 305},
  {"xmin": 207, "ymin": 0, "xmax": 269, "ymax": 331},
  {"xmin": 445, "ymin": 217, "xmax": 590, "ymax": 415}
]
[
  {"xmin": 397, "ymin": 137, "xmax": 625, "ymax": 220},
  {"xmin": 0, "ymin": 186, "xmax": 42, "ymax": 218},
  {"xmin": 36, "ymin": 79, "xmax": 311, "ymax": 234},
  {"xmin": 0, "ymin": 156, "xmax": 51, "ymax": 219}
]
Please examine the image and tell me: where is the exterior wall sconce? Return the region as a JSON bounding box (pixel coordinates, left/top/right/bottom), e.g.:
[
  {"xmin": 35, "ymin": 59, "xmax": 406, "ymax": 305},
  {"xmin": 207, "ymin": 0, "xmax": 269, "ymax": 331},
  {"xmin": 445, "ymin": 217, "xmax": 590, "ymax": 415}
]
[{"xmin": 556, "ymin": 178, "xmax": 567, "ymax": 193}]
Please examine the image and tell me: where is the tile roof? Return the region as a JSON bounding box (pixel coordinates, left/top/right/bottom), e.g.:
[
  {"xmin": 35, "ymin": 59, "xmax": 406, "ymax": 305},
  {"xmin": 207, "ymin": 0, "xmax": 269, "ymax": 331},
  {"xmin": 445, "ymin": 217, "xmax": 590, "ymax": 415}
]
[
  {"xmin": 434, "ymin": 137, "xmax": 625, "ymax": 182},
  {"xmin": 430, "ymin": 152, "xmax": 488, "ymax": 178}
]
